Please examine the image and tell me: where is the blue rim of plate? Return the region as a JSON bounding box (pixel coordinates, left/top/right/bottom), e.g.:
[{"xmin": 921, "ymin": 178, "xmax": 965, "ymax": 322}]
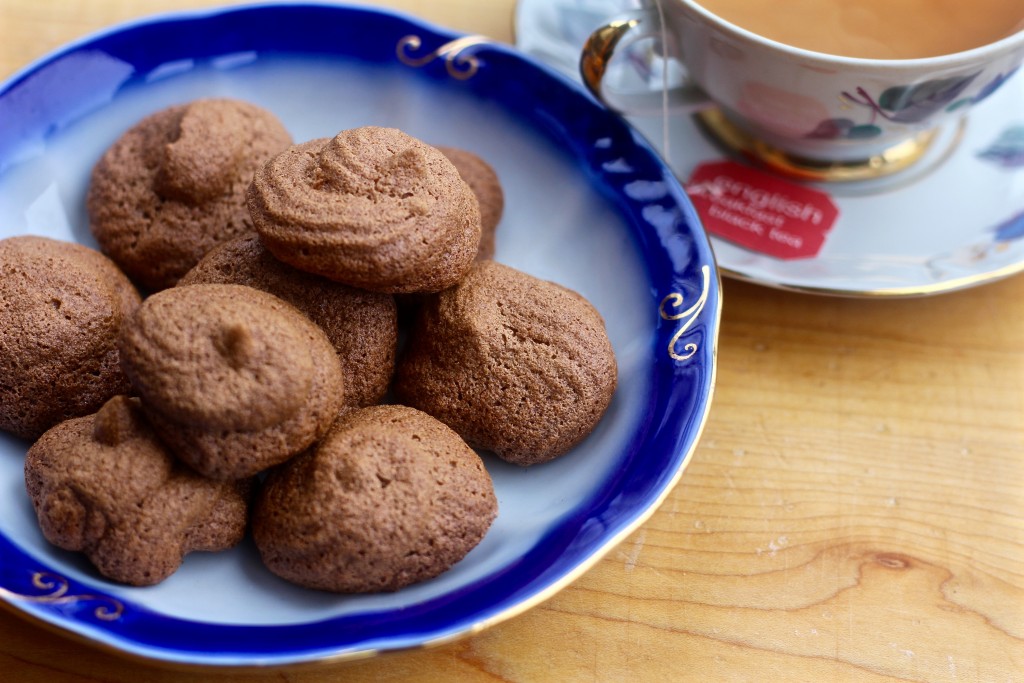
[{"xmin": 0, "ymin": 2, "xmax": 720, "ymax": 668}]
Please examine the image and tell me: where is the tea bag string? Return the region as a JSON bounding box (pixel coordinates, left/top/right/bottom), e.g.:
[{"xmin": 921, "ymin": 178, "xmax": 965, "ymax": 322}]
[{"xmin": 652, "ymin": 0, "xmax": 670, "ymax": 155}]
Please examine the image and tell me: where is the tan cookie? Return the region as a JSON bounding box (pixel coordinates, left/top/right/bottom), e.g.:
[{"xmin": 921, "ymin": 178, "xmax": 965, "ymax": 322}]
[
  {"xmin": 87, "ymin": 98, "xmax": 292, "ymax": 290},
  {"xmin": 437, "ymin": 146, "xmax": 503, "ymax": 260},
  {"xmin": 252, "ymin": 404, "xmax": 497, "ymax": 593},
  {"xmin": 180, "ymin": 234, "xmax": 397, "ymax": 409},
  {"xmin": 24, "ymin": 396, "xmax": 251, "ymax": 586},
  {"xmin": 0, "ymin": 236, "xmax": 141, "ymax": 440},
  {"xmin": 393, "ymin": 260, "xmax": 618, "ymax": 466},
  {"xmin": 247, "ymin": 126, "xmax": 481, "ymax": 293},
  {"xmin": 119, "ymin": 283, "xmax": 344, "ymax": 479}
]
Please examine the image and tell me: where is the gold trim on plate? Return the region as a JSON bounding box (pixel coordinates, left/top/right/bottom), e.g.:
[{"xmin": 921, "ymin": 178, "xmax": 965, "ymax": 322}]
[
  {"xmin": 1, "ymin": 572, "xmax": 124, "ymax": 621},
  {"xmin": 396, "ymin": 35, "xmax": 491, "ymax": 80},
  {"xmin": 660, "ymin": 265, "xmax": 711, "ymax": 361}
]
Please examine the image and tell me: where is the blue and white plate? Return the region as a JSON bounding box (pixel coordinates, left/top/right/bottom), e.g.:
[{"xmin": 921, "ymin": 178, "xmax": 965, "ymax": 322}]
[{"xmin": 0, "ymin": 2, "xmax": 719, "ymax": 668}]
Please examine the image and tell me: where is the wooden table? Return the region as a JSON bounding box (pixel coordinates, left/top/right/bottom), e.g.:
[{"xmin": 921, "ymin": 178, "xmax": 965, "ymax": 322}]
[{"xmin": 1, "ymin": 1, "xmax": 1021, "ymax": 681}]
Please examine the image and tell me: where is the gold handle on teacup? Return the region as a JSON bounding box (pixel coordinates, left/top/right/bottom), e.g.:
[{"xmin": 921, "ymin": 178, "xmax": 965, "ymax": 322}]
[
  {"xmin": 579, "ymin": 10, "xmax": 711, "ymax": 116},
  {"xmin": 580, "ymin": 18, "xmax": 640, "ymax": 101}
]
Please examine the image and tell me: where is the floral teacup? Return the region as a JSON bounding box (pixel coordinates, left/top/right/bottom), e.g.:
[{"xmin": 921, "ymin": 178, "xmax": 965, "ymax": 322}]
[{"xmin": 581, "ymin": 0, "xmax": 1024, "ymax": 181}]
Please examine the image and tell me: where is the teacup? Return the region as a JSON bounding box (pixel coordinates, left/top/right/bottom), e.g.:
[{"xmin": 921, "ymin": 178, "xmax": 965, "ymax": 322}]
[{"xmin": 581, "ymin": 0, "xmax": 1024, "ymax": 181}]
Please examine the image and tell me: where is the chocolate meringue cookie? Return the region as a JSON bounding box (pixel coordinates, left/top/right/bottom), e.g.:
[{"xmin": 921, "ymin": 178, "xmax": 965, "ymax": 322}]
[
  {"xmin": 0, "ymin": 236, "xmax": 141, "ymax": 440},
  {"xmin": 394, "ymin": 260, "xmax": 618, "ymax": 466},
  {"xmin": 119, "ymin": 283, "xmax": 344, "ymax": 479},
  {"xmin": 25, "ymin": 396, "xmax": 251, "ymax": 586},
  {"xmin": 87, "ymin": 98, "xmax": 292, "ymax": 290},
  {"xmin": 437, "ymin": 146, "xmax": 503, "ymax": 261},
  {"xmin": 180, "ymin": 234, "xmax": 397, "ymax": 409},
  {"xmin": 247, "ymin": 126, "xmax": 481, "ymax": 293},
  {"xmin": 252, "ymin": 404, "xmax": 497, "ymax": 593}
]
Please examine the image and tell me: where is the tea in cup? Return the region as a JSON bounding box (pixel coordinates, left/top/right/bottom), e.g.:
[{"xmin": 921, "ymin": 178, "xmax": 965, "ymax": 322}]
[{"xmin": 581, "ymin": 0, "xmax": 1024, "ymax": 180}]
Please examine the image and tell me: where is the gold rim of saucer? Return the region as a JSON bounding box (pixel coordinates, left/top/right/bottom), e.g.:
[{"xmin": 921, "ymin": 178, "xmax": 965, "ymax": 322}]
[{"xmin": 696, "ymin": 108, "xmax": 940, "ymax": 182}]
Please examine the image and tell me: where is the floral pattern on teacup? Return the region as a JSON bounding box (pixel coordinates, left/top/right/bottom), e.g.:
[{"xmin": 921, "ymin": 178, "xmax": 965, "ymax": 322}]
[
  {"xmin": 806, "ymin": 73, "xmax": 980, "ymax": 140},
  {"xmin": 948, "ymin": 67, "xmax": 1021, "ymax": 112},
  {"xmin": 738, "ymin": 82, "xmax": 830, "ymax": 138}
]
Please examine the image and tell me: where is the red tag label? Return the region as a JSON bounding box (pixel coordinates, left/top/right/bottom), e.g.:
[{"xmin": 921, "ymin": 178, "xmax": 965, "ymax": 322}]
[{"xmin": 685, "ymin": 161, "xmax": 839, "ymax": 259}]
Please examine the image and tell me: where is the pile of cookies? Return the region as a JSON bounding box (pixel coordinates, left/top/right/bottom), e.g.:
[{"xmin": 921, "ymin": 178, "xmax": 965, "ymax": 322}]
[{"xmin": 1, "ymin": 98, "xmax": 618, "ymax": 592}]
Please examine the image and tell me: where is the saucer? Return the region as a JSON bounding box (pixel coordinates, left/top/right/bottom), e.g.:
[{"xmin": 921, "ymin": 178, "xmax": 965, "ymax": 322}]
[{"xmin": 516, "ymin": 0, "xmax": 1024, "ymax": 297}]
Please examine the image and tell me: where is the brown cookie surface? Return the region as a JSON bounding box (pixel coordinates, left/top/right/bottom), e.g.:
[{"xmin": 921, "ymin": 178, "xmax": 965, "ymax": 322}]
[
  {"xmin": 24, "ymin": 396, "xmax": 251, "ymax": 586},
  {"xmin": 393, "ymin": 260, "xmax": 618, "ymax": 466},
  {"xmin": 437, "ymin": 146, "xmax": 503, "ymax": 260},
  {"xmin": 247, "ymin": 126, "xmax": 481, "ymax": 293},
  {"xmin": 119, "ymin": 283, "xmax": 344, "ymax": 479},
  {"xmin": 87, "ymin": 98, "xmax": 292, "ymax": 290},
  {"xmin": 252, "ymin": 404, "xmax": 497, "ymax": 593},
  {"xmin": 0, "ymin": 236, "xmax": 141, "ymax": 440},
  {"xmin": 180, "ymin": 234, "xmax": 397, "ymax": 409}
]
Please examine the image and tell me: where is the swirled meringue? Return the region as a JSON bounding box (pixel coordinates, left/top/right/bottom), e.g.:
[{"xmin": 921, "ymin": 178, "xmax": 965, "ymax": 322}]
[{"xmin": 247, "ymin": 127, "xmax": 481, "ymax": 294}]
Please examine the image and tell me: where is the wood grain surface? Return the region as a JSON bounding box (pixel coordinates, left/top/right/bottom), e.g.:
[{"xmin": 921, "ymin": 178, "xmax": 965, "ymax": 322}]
[{"xmin": 1, "ymin": 1, "xmax": 1022, "ymax": 681}]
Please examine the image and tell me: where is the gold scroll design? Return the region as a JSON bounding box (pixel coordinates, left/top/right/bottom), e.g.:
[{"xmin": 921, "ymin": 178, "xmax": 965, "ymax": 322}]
[
  {"xmin": 659, "ymin": 265, "xmax": 711, "ymax": 361},
  {"xmin": 3, "ymin": 572, "xmax": 124, "ymax": 621},
  {"xmin": 396, "ymin": 35, "xmax": 491, "ymax": 80}
]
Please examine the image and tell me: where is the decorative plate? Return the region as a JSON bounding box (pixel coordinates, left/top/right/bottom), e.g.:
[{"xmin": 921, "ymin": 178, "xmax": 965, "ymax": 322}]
[
  {"xmin": 516, "ymin": 0, "xmax": 1024, "ymax": 297},
  {"xmin": 0, "ymin": 2, "xmax": 719, "ymax": 668}
]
